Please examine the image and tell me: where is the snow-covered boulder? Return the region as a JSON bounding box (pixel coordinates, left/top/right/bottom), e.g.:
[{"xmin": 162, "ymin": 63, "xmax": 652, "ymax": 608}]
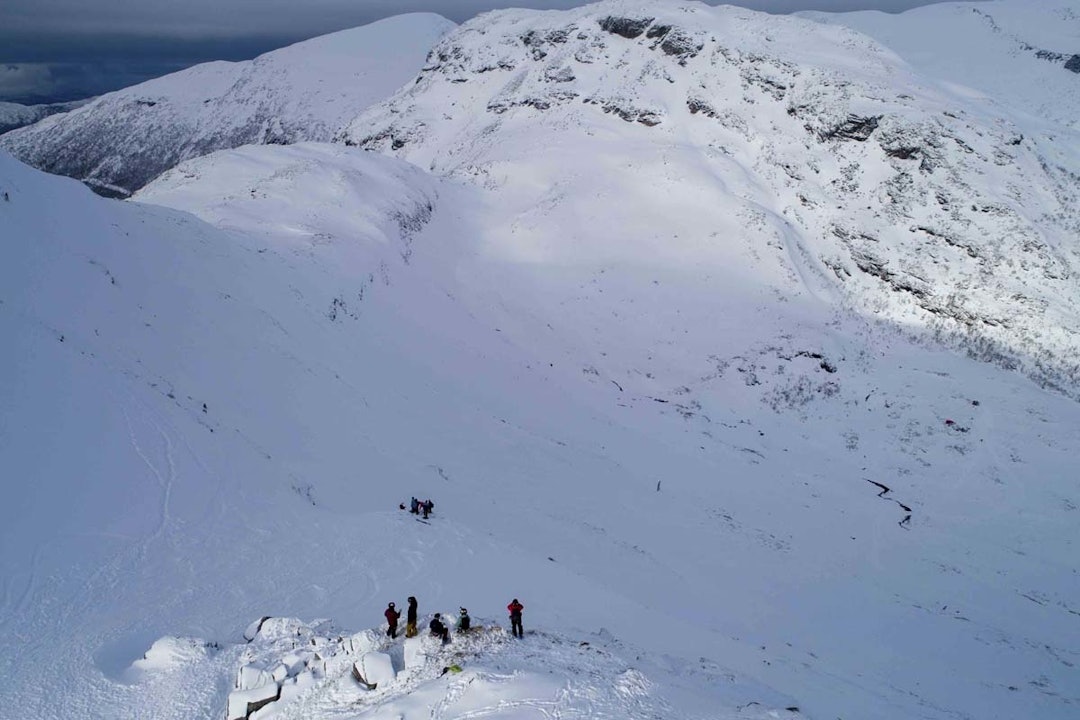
[
  {"xmin": 226, "ymin": 682, "xmax": 280, "ymax": 720},
  {"xmin": 360, "ymin": 651, "xmax": 396, "ymax": 687},
  {"xmin": 279, "ymin": 669, "xmax": 318, "ymax": 703},
  {"xmin": 243, "ymin": 616, "xmax": 271, "ymax": 642},
  {"xmin": 236, "ymin": 664, "xmax": 274, "ymax": 691},
  {"xmin": 129, "ymin": 636, "xmax": 210, "ymax": 673},
  {"xmin": 404, "ymin": 635, "xmax": 427, "ymax": 670},
  {"xmin": 279, "ymin": 651, "xmax": 311, "ymax": 677}
]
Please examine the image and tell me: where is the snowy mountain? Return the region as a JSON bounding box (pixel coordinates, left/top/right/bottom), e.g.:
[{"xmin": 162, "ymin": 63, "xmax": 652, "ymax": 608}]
[
  {"xmin": 0, "ymin": 13, "xmax": 455, "ymax": 197},
  {"xmin": 0, "ymin": 99, "xmax": 90, "ymax": 136},
  {"xmin": 338, "ymin": 0, "xmax": 1080, "ymax": 401},
  {"xmin": 802, "ymin": 0, "xmax": 1080, "ymax": 132},
  {"xmin": 3, "ymin": 2, "xmax": 1080, "ymax": 720}
]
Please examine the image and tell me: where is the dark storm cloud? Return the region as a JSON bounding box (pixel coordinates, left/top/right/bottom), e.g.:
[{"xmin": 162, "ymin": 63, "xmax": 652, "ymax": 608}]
[
  {"xmin": 0, "ymin": 0, "xmax": 963, "ymax": 103},
  {"xmin": 1, "ymin": 0, "xmax": 956, "ymax": 39},
  {"xmin": 0, "ymin": 33, "xmax": 294, "ymax": 103}
]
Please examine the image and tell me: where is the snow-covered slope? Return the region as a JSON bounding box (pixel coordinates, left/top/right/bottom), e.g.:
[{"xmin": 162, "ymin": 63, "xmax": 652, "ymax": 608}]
[
  {"xmin": 9, "ymin": 114, "xmax": 1077, "ymax": 720},
  {"xmin": 0, "ymin": 13, "xmax": 455, "ymax": 197},
  {"xmin": 339, "ymin": 0, "xmax": 1080, "ymax": 400},
  {"xmin": 802, "ymin": 0, "xmax": 1080, "ymax": 131},
  {"xmin": 0, "ymin": 99, "xmax": 90, "ymax": 136},
  {"xmin": 3, "ymin": 2, "xmax": 1080, "ymax": 720},
  {"xmin": 1, "ymin": 143, "xmax": 800, "ymax": 719}
]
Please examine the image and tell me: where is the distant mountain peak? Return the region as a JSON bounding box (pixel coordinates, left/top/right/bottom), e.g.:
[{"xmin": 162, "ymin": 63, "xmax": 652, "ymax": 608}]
[{"xmin": 0, "ymin": 13, "xmax": 456, "ymax": 197}]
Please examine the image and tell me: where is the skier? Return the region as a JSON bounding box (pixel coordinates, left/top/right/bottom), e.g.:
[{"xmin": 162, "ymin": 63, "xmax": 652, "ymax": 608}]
[
  {"xmin": 405, "ymin": 596, "xmax": 419, "ymax": 638},
  {"xmin": 430, "ymin": 612, "xmax": 450, "ymax": 644},
  {"xmin": 384, "ymin": 602, "xmax": 401, "ymax": 639},
  {"xmin": 457, "ymin": 607, "xmax": 471, "ymax": 632},
  {"xmin": 422, "ymin": 499, "xmax": 434, "ymax": 519},
  {"xmin": 507, "ymin": 598, "xmax": 524, "ymax": 638},
  {"xmin": 410, "ymin": 497, "xmax": 420, "ymax": 514}
]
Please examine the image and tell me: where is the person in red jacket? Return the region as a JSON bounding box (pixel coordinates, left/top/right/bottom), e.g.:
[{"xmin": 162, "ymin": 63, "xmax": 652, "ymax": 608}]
[
  {"xmin": 507, "ymin": 598, "xmax": 524, "ymax": 638},
  {"xmin": 384, "ymin": 602, "xmax": 401, "ymax": 639}
]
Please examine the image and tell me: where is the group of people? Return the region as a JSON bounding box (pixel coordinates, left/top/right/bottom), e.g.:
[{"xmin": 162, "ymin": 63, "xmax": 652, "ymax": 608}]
[
  {"xmin": 404, "ymin": 497, "xmax": 435, "ymax": 519},
  {"xmin": 383, "ymin": 596, "xmax": 524, "ymax": 644}
]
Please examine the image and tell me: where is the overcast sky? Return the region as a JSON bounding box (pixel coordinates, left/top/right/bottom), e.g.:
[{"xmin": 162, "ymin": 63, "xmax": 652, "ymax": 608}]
[{"xmin": 1, "ymin": 0, "xmax": 959, "ymax": 104}]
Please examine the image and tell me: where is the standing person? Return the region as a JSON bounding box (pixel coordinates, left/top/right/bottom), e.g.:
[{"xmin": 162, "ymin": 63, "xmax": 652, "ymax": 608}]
[
  {"xmin": 422, "ymin": 499, "xmax": 434, "ymax": 519},
  {"xmin": 457, "ymin": 607, "xmax": 471, "ymax": 632},
  {"xmin": 410, "ymin": 497, "xmax": 420, "ymax": 514},
  {"xmin": 430, "ymin": 612, "xmax": 450, "ymax": 644},
  {"xmin": 384, "ymin": 602, "xmax": 401, "ymax": 639},
  {"xmin": 507, "ymin": 598, "xmax": 524, "ymax": 638},
  {"xmin": 405, "ymin": 596, "xmax": 419, "ymax": 638}
]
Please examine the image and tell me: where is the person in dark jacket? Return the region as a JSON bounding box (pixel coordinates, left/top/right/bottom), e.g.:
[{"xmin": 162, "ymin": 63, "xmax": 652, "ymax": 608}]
[
  {"xmin": 410, "ymin": 497, "xmax": 420, "ymax": 514},
  {"xmin": 458, "ymin": 607, "xmax": 471, "ymax": 632},
  {"xmin": 422, "ymin": 499, "xmax": 434, "ymax": 519},
  {"xmin": 384, "ymin": 602, "xmax": 401, "ymax": 638},
  {"xmin": 430, "ymin": 612, "xmax": 450, "ymax": 643},
  {"xmin": 507, "ymin": 598, "xmax": 524, "ymax": 638},
  {"xmin": 405, "ymin": 596, "xmax": 419, "ymax": 638}
]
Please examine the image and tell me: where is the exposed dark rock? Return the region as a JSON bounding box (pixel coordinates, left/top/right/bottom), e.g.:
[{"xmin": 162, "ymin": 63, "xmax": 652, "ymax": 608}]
[
  {"xmin": 1066, "ymin": 54, "xmax": 1080, "ymax": 73},
  {"xmin": 599, "ymin": 16, "xmax": 654, "ymax": 39},
  {"xmin": 847, "ymin": 248, "xmax": 931, "ymax": 300},
  {"xmin": 518, "ymin": 31, "xmax": 544, "ymax": 59},
  {"xmin": 1035, "ymin": 49, "xmax": 1068, "ymax": 62},
  {"xmin": 646, "ymin": 24, "xmax": 672, "ymax": 39},
  {"xmin": 585, "ymin": 97, "xmax": 662, "ymax": 126},
  {"xmin": 490, "ymin": 91, "xmax": 578, "ymax": 114},
  {"xmin": 660, "ymin": 31, "xmax": 704, "ymax": 60},
  {"xmin": 641, "ymin": 23, "xmax": 702, "ymax": 60},
  {"xmin": 476, "ymin": 61, "xmax": 516, "ymax": 73},
  {"xmin": 885, "ymin": 146, "xmax": 920, "ymax": 160},
  {"xmin": 800, "ymin": 352, "xmax": 837, "ymax": 373},
  {"xmin": 914, "ymin": 225, "xmax": 981, "ymax": 260},
  {"xmin": 686, "ymin": 98, "xmax": 717, "ymax": 118},
  {"xmin": 544, "ymin": 66, "xmax": 576, "ymax": 83},
  {"xmin": 820, "ymin": 114, "xmax": 882, "ymax": 142}
]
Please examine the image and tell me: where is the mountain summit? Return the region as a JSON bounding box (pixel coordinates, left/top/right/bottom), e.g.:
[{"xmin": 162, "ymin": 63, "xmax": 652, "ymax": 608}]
[{"xmin": 340, "ymin": 0, "xmax": 1080, "ymax": 397}]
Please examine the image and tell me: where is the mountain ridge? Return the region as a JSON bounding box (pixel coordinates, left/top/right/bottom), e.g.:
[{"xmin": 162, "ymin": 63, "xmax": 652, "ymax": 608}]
[
  {"xmin": 338, "ymin": 0, "xmax": 1080, "ymax": 400},
  {"xmin": 0, "ymin": 13, "xmax": 455, "ymax": 197}
]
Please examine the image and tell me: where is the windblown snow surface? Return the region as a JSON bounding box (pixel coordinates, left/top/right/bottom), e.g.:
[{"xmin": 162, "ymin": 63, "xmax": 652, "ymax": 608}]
[
  {"xmin": 2, "ymin": 2, "xmax": 1079, "ymax": 720},
  {"xmin": 0, "ymin": 13, "xmax": 455, "ymax": 198}
]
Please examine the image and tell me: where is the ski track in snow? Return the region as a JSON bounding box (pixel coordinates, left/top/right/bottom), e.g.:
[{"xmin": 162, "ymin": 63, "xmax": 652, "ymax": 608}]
[{"xmin": 124, "ymin": 406, "xmax": 175, "ymax": 553}]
